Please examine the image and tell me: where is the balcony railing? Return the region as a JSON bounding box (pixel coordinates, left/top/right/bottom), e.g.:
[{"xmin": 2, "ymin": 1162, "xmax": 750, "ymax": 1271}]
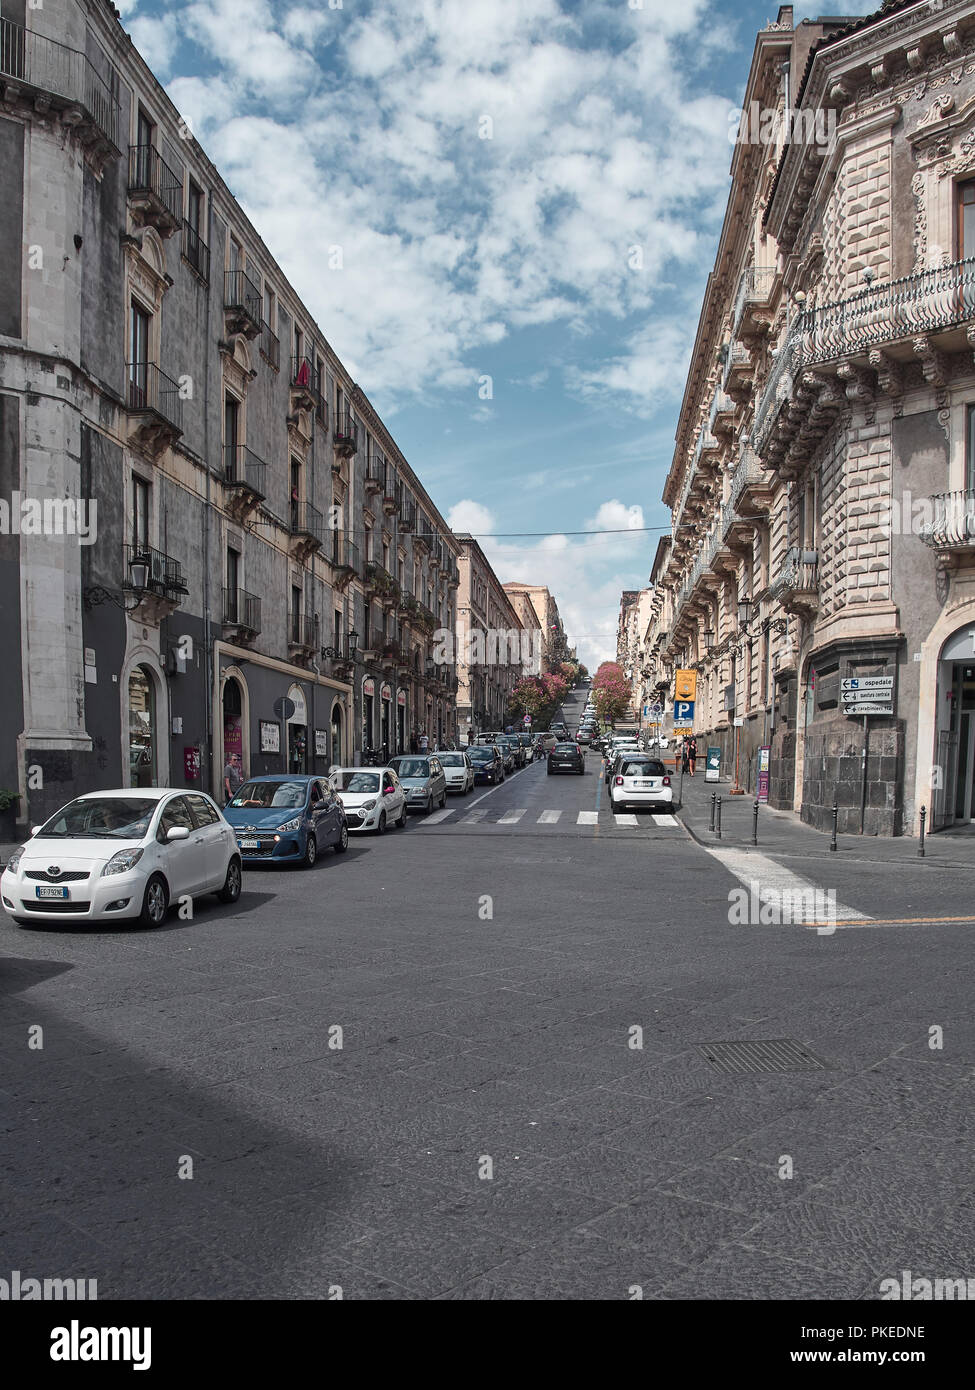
[
  {"xmin": 382, "ymin": 460, "xmax": 398, "ymax": 501},
  {"xmin": 400, "ymin": 497, "xmax": 417, "ymax": 532},
  {"xmin": 289, "ymin": 612, "xmax": 319, "ymax": 649},
  {"xmin": 731, "ymin": 265, "xmax": 776, "ymax": 340},
  {"xmin": 124, "ymin": 543, "xmax": 187, "ymax": 597},
  {"xmin": 918, "ymin": 490, "xmax": 975, "ymax": 551},
  {"xmin": 364, "ymin": 453, "xmax": 384, "ymax": 489},
  {"xmin": 0, "ymin": 18, "xmax": 120, "ymax": 148},
  {"xmin": 223, "ymin": 269, "xmax": 262, "ymax": 334},
  {"xmin": 770, "ymin": 547, "xmax": 819, "ymax": 606},
  {"xmin": 324, "ymin": 534, "xmax": 360, "ymax": 574},
  {"xmin": 128, "ymin": 144, "xmax": 183, "ymax": 227},
  {"xmin": 223, "ymin": 445, "xmax": 267, "ymax": 499},
  {"xmin": 126, "ymin": 362, "xmax": 183, "ymax": 432},
  {"xmin": 290, "ymin": 354, "xmax": 318, "ymax": 402},
  {"xmin": 289, "ymin": 500, "xmax": 323, "ymax": 546},
  {"xmin": 752, "ymin": 335, "xmax": 799, "ymax": 455},
  {"xmin": 797, "ymin": 257, "xmax": 975, "ymax": 366},
  {"xmin": 222, "ymin": 587, "xmax": 261, "ymax": 634},
  {"xmin": 333, "ymin": 410, "xmax": 358, "ymax": 453},
  {"xmin": 260, "ymin": 321, "xmax": 280, "ymax": 369},
  {"xmin": 728, "ymin": 444, "xmax": 768, "ymax": 511},
  {"xmin": 721, "ymin": 341, "xmax": 752, "ymax": 389},
  {"xmin": 182, "ymin": 221, "xmax": 210, "ymax": 282}
]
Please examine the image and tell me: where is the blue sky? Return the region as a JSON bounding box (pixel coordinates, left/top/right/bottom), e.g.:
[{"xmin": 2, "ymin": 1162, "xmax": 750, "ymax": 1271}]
[{"xmin": 116, "ymin": 0, "xmax": 876, "ymax": 667}]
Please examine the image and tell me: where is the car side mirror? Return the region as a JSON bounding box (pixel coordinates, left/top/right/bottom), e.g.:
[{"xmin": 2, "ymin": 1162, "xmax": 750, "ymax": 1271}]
[
  {"xmin": 29, "ymin": 825, "xmax": 41, "ymax": 836},
  {"xmin": 166, "ymin": 825, "xmax": 191, "ymax": 842}
]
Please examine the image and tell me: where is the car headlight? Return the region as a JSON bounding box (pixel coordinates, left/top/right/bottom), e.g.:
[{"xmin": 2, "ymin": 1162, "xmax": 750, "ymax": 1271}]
[
  {"xmin": 103, "ymin": 847, "xmax": 145, "ymax": 877},
  {"xmin": 4, "ymin": 846, "xmax": 25, "ymax": 874},
  {"xmin": 278, "ymin": 817, "xmax": 301, "ymax": 833},
  {"xmin": 361, "ymin": 800, "xmax": 377, "ymax": 811}
]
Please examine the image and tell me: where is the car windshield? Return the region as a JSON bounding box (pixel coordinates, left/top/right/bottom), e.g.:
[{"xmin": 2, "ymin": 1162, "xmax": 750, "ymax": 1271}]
[
  {"xmin": 391, "ymin": 759, "xmax": 431, "ymax": 779},
  {"xmin": 36, "ymin": 797, "xmax": 156, "ymax": 839},
  {"xmin": 333, "ymin": 772, "xmax": 380, "ymax": 793},
  {"xmin": 622, "ymin": 760, "xmax": 666, "ymax": 776},
  {"xmin": 552, "ymin": 743, "xmax": 579, "ymax": 751},
  {"xmin": 468, "ymin": 747, "xmax": 494, "ymax": 761},
  {"xmin": 230, "ymin": 780, "xmax": 307, "ymax": 809},
  {"xmin": 439, "ymin": 754, "xmax": 465, "ymax": 766}
]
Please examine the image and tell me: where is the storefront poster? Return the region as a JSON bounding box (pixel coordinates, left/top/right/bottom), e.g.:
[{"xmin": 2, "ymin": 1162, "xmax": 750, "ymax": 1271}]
[
  {"xmin": 705, "ymin": 746, "xmax": 721, "ymax": 782},
  {"xmin": 183, "ymin": 746, "xmax": 201, "ymax": 781},
  {"xmin": 260, "ymin": 720, "xmax": 280, "ymax": 754},
  {"xmin": 314, "ymin": 729, "xmax": 328, "ymax": 757}
]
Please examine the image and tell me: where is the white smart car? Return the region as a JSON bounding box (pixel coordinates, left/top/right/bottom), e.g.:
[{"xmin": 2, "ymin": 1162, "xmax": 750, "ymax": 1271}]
[
  {"xmin": 330, "ymin": 767, "xmax": 407, "ymax": 833},
  {"xmin": 1, "ymin": 789, "xmax": 241, "ymax": 928},
  {"xmin": 609, "ymin": 755, "xmax": 674, "ymax": 812},
  {"xmin": 435, "ymin": 751, "xmax": 475, "ymax": 794}
]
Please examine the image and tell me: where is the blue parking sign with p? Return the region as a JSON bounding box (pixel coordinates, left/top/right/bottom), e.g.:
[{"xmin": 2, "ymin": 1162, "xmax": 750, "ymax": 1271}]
[{"xmin": 674, "ymin": 700, "xmax": 695, "ymax": 728}]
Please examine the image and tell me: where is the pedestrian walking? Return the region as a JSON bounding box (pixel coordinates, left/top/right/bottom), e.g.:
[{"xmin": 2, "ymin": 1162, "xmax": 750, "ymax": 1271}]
[
  {"xmin": 223, "ymin": 752, "xmax": 243, "ymax": 804},
  {"xmin": 687, "ymin": 735, "xmax": 698, "ymax": 777},
  {"xmin": 419, "ymin": 730, "xmax": 429, "ymax": 754},
  {"xmin": 680, "ymin": 738, "xmax": 690, "ymax": 776}
]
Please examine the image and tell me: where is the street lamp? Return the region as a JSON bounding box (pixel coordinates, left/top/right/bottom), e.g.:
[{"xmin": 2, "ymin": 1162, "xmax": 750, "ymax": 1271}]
[
  {"xmin": 738, "ymin": 597, "xmax": 751, "ymax": 628},
  {"xmin": 83, "ymin": 554, "xmax": 152, "ymax": 611},
  {"xmin": 703, "ymin": 629, "xmax": 714, "ymax": 653}
]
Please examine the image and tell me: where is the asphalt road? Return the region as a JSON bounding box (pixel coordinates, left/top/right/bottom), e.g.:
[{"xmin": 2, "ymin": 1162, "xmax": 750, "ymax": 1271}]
[{"xmin": 1, "ymin": 686, "xmax": 973, "ymax": 1300}]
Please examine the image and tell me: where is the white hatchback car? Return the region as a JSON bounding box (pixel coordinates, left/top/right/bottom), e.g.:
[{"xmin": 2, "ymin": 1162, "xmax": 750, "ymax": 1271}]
[
  {"xmin": 609, "ymin": 756, "xmax": 674, "ymax": 812},
  {"xmin": 1, "ymin": 789, "xmax": 241, "ymax": 928},
  {"xmin": 436, "ymin": 750, "xmax": 475, "ymax": 794},
  {"xmin": 330, "ymin": 767, "xmax": 406, "ymax": 833}
]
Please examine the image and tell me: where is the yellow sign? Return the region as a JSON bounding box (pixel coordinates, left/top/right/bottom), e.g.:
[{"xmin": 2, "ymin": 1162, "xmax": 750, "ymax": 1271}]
[{"xmin": 674, "ymin": 669, "xmax": 697, "ymax": 702}]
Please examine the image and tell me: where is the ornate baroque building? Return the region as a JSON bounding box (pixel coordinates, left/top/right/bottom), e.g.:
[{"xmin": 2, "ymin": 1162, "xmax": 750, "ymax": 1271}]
[
  {"xmin": 648, "ymin": 1, "xmax": 975, "ymax": 835},
  {"xmin": 0, "ymin": 0, "xmax": 459, "ymax": 825}
]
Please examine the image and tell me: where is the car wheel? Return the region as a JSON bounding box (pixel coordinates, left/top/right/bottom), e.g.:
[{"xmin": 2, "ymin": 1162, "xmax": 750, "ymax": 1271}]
[
  {"xmin": 138, "ymin": 874, "xmax": 169, "ymax": 928},
  {"xmin": 439, "ymin": 790, "xmax": 447, "ymax": 809},
  {"xmin": 303, "ymin": 833, "xmax": 318, "ymax": 868},
  {"xmin": 334, "ymin": 823, "xmax": 350, "ymax": 852},
  {"xmin": 376, "ymin": 810, "xmax": 387, "ymax": 835},
  {"xmin": 217, "ymin": 856, "xmax": 242, "ymax": 903},
  {"xmin": 397, "ymin": 803, "xmax": 407, "ymax": 828}
]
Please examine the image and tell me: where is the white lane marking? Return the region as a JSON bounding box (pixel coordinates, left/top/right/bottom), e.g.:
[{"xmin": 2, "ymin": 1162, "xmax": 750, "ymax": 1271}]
[
  {"xmin": 537, "ymin": 810, "xmax": 561, "ymax": 824},
  {"xmin": 465, "ymin": 764, "xmax": 525, "ymax": 809},
  {"xmin": 652, "ymin": 814, "xmax": 680, "ymax": 828},
  {"xmin": 459, "ymin": 809, "xmax": 487, "ymax": 824},
  {"xmin": 577, "ymin": 811, "xmax": 598, "ymax": 825},
  {"xmin": 498, "ymin": 809, "xmax": 526, "ymax": 825},
  {"xmin": 704, "ymin": 845, "xmax": 871, "ymax": 929},
  {"xmin": 422, "ymin": 809, "xmax": 453, "ymax": 826},
  {"xmin": 614, "ymin": 814, "xmax": 639, "ymax": 827}
]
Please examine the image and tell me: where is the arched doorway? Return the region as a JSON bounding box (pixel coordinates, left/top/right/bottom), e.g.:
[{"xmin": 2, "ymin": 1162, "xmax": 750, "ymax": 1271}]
[
  {"xmin": 380, "ymin": 682, "xmax": 392, "ymax": 760},
  {"xmin": 396, "ymin": 688, "xmax": 406, "ymax": 754},
  {"xmin": 934, "ymin": 622, "xmax": 975, "ymax": 828},
  {"xmin": 330, "ymin": 699, "xmax": 343, "ymax": 768},
  {"xmin": 222, "ymin": 676, "xmax": 244, "ymax": 782},
  {"xmin": 128, "ymin": 665, "xmax": 157, "ymax": 787},
  {"xmin": 287, "ymin": 682, "xmax": 308, "ymax": 773}
]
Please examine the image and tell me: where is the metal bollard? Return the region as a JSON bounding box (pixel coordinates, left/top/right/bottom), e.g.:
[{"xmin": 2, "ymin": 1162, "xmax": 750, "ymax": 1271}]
[
  {"xmin": 918, "ymin": 804, "xmax": 926, "ymax": 858},
  {"xmin": 709, "ymin": 792, "xmax": 716, "ymax": 832},
  {"xmin": 715, "ymin": 796, "xmax": 722, "ymax": 839},
  {"xmin": 829, "ymin": 802, "xmax": 838, "ymax": 853},
  {"xmin": 752, "ymin": 799, "xmax": 759, "ymax": 846}
]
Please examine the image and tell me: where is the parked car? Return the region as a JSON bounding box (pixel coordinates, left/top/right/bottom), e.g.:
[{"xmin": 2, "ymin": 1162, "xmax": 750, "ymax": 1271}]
[
  {"xmin": 388, "ymin": 755, "xmax": 448, "ymax": 813},
  {"xmin": 436, "ymin": 750, "xmax": 475, "ymax": 795},
  {"xmin": 576, "ymin": 730, "xmax": 592, "ymax": 746},
  {"xmin": 1, "ymin": 789, "xmax": 241, "ymax": 928},
  {"xmin": 225, "ymin": 774, "xmax": 349, "ymax": 865},
  {"xmin": 605, "ymin": 743, "xmax": 641, "ymax": 782},
  {"xmin": 497, "ymin": 735, "xmax": 524, "ymax": 769},
  {"xmin": 548, "ymin": 741, "xmax": 586, "ymax": 775},
  {"xmin": 467, "ymin": 744, "xmax": 505, "ymax": 784},
  {"xmin": 609, "ymin": 756, "xmax": 674, "ymax": 812},
  {"xmin": 330, "ymin": 766, "xmax": 407, "ymax": 833}
]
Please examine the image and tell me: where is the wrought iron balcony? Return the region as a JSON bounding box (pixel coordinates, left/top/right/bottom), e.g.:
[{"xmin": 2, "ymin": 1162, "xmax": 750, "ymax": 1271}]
[
  {"xmin": 223, "ymin": 445, "xmax": 267, "ymax": 502},
  {"xmin": 333, "ymin": 410, "xmax": 358, "ymax": 456},
  {"xmin": 126, "ymin": 362, "xmax": 183, "ymax": 434},
  {"xmin": 722, "ymin": 341, "xmax": 753, "ymax": 391},
  {"xmin": 260, "ymin": 321, "xmax": 280, "ymax": 370},
  {"xmin": 222, "ymin": 587, "xmax": 261, "ymax": 636},
  {"xmin": 400, "ymin": 497, "xmax": 417, "ymax": 532},
  {"xmin": 918, "ymin": 490, "xmax": 975, "ymax": 553},
  {"xmin": 222, "ymin": 269, "xmax": 262, "ymax": 339},
  {"xmin": 796, "ymin": 257, "xmax": 975, "ymax": 366},
  {"xmin": 128, "ymin": 145, "xmax": 183, "ymax": 237},
  {"xmin": 324, "ymin": 534, "xmax": 360, "ymax": 579},
  {"xmin": 731, "ymin": 265, "xmax": 776, "ymax": 340},
  {"xmin": 751, "ymin": 336, "xmax": 798, "ymax": 457},
  {"xmin": 123, "ymin": 543, "xmax": 187, "ymax": 600},
  {"xmin": 382, "ymin": 461, "xmax": 398, "ymax": 510},
  {"xmin": 182, "ymin": 221, "xmax": 209, "ymax": 282},
  {"xmin": 364, "ymin": 453, "xmax": 384, "ymax": 492},
  {"xmin": 0, "ymin": 18, "xmax": 120, "ymax": 150},
  {"xmin": 290, "ymin": 355, "xmax": 318, "ymax": 410},
  {"xmin": 288, "ymin": 612, "xmax": 319, "ymax": 653},
  {"xmin": 769, "ymin": 546, "xmax": 819, "ymax": 614},
  {"xmin": 289, "ymin": 500, "xmax": 323, "ymax": 551}
]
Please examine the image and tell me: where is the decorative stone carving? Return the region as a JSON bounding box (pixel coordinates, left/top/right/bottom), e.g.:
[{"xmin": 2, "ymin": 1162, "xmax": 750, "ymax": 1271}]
[{"xmin": 912, "ymin": 336, "xmax": 948, "ymax": 386}]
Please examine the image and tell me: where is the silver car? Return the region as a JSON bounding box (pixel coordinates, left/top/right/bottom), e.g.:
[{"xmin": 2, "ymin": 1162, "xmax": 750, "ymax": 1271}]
[{"xmin": 388, "ymin": 755, "xmax": 448, "ymax": 814}]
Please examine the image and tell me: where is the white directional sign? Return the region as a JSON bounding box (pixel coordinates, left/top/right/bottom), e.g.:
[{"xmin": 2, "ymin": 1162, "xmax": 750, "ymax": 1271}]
[{"xmin": 841, "ymin": 677, "xmax": 894, "ymax": 691}]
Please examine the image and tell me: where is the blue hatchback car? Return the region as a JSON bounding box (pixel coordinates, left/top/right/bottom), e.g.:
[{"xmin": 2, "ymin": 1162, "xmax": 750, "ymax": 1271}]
[{"xmin": 223, "ymin": 774, "xmax": 348, "ymax": 867}]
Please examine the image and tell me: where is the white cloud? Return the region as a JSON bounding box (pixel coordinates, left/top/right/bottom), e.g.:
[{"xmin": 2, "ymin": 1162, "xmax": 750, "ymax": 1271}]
[{"xmin": 127, "ymin": 16, "xmax": 180, "ymax": 75}]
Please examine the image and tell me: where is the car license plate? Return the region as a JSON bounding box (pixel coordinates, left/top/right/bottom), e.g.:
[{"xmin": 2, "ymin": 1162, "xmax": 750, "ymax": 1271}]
[
  {"xmin": 239, "ymin": 838, "xmax": 260, "ymax": 849},
  {"xmin": 36, "ymin": 885, "xmax": 68, "ymax": 900},
  {"xmin": 636, "ymin": 780, "xmax": 655, "ymax": 788}
]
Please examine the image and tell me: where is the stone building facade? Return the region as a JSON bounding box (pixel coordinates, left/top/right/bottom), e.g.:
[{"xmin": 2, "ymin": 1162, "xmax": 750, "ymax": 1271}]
[
  {"xmin": 0, "ymin": 0, "xmax": 458, "ymax": 827},
  {"xmin": 647, "ymin": 1, "xmax": 975, "ymax": 836},
  {"xmin": 502, "ymin": 583, "xmax": 570, "ymax": 672},
  {"xmin": 453, "ymin": 537, "xmax": 531, "ymax": 738}
]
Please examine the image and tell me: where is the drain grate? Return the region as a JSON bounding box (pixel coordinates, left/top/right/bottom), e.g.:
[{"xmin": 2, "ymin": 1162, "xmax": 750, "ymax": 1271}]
[{"xmin": 698, "ymin": 1038, "xmax": 830, "ymax": 1075}]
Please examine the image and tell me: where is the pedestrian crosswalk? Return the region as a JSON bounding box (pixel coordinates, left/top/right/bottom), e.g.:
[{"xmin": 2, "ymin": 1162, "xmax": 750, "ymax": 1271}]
[{"xmin": 413, "ymin": 806, "xmax": 681, "ymax": 833}]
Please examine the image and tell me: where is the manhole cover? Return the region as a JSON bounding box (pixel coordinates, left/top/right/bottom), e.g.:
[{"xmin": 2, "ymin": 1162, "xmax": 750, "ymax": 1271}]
[{"xmin": 698, "ymin": 1039, "xmax": 830, "ymax": 1074}]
